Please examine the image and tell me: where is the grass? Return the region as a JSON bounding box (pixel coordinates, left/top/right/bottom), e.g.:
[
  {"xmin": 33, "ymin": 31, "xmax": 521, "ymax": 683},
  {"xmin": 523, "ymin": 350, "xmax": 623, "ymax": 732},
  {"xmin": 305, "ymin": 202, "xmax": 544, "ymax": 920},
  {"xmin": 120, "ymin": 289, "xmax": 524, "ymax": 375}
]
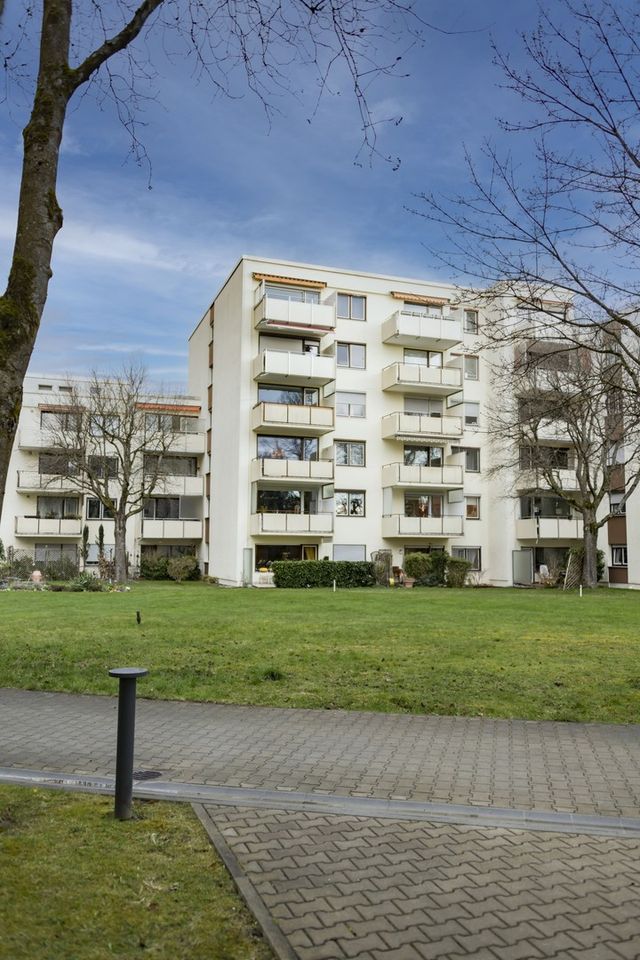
[
  {"xmin": 1, "ymin": 582, "xmax": 640, "ymax": 722},
  {"xmin": 0, "ymin": 785, "xmax": 272, "ymax": 960}
]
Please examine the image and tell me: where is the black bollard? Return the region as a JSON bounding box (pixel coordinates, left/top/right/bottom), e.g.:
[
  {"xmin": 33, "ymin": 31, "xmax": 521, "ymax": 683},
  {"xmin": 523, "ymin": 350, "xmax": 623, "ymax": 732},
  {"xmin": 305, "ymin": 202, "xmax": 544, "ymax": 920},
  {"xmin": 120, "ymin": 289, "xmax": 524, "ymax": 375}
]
[{"xmin": 108, "ymin": 667, "xmax": 148, "ymax": 820}]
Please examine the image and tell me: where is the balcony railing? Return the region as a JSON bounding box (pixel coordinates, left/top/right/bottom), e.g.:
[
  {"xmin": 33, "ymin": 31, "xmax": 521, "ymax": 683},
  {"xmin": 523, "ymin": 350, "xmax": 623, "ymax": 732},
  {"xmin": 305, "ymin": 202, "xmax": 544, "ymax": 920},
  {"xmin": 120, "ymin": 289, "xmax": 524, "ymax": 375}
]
[
  {"xmin": 141, "ymin": 519, "xmax": 203, "ymax": 539},
  {"xmin": 252, "ymin": 350, "xmax": 335, "ymax": 386},
  {"xmin": 381, "ymin": 363, "xmax": 462, "ymax": 396},
  {"xmin": 16, "ymin": 471, "xmax": 80, "ymax": 491},
  {"xmin": 382, "ymin": 310, "xmax": 462, "ymax": 350},
  {"xmin": 382, "ymin": 463, "xmax": 464, "ymax": 489},
  {"xmin": 251, "ymin": 401, "xmax": 334, "ymax": 435},
  {"xmin": 15, "ymin": 516, "xmax": 83, "ymax": 537},
  {"xmin": 516, "ymin": 517, "xmax": 583, "ymax": 540},
  {"xmin": 516, "ymin": 468, "xmax": 578, "ymax": 491},
  {"xmin": 251, "ymin": 458, "xmax": 334, "ymax": 484},
  {"xmin": 149, "ymin": 475, "xmax": 204, "ymax": 496},
  {"xmin": 382, "ymin": 514, "xmax": 464, "ymax": 538},
  {"xmin": 381, "ymin": 412, "xmax": 463, "ymax": 441},
  {"xmin": 144, "ymin": 422, "xmax": 206, "ymax": 455},
  {"xmin": 250, "ymin": 512, "xmax": 334, "ymax": 536},
  {"xmin": 18, "ymin": 428, "xmax": 58, "ymax": 450},
  {"xmin": 254, "ymin": 294, "xmax": 335, "ymax": 333}
]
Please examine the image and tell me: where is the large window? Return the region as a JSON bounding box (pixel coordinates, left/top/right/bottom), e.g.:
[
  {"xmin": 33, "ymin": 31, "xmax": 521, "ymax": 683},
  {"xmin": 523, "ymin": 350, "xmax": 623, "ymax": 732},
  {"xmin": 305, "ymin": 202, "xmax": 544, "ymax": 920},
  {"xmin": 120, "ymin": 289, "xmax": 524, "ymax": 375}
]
[
  {"xmin": 333, "ymin": 544, "xmax": 366, "ymax": 561},
  {"xmin": 403, "ymin": 446, "xmax": 443, "ymax": 467},
  {"xmin": 403, "ymin": 301, "xmax": 442, "ymax": 318},
  {"xmin": 256, "ymin": 489, "xmax": 317, "ymax": 514},
  {"xmin": 87, "ymin": 498, "xmax": 116, "ymax": 520},
  {"xmin": 336, "ymin": 392, "xmax": 366, "ymax": 418},
  {"xmin": 337, "ymin": 293, "xmax": 366, "ymax": 321},
  {"xmin": 611, "ymin": 545, "xmax": 628, "ymax": 567},
  {"xmin": 452, "ymin": 546, "xmax": 481, "ymax": 571},
  {"xmin": 143, "ymin": 497, "xmax": 180, "ymax": 520},
  {"xmin": 257, "ymin": 435, "xmax": 318, "ymax": 461},
  {"xmin": 34, "ymin": 543, "xmax": 78, "ymax": 563},
  {"xmin": 520, "ymin": 495, "xmax": 573, "ymax": 519},
  {"xmin": 36, "ymin": 496, "xmax": 79, "ymax": 519},
  {"xmin": 265, "ymin": 283, "xmax": 320, "ymax": 304},
  {"xmin": 255, "ymin": 544, "xmax": 317, "ymax": 569},
  {"xmin": 404, "ymin": 494, "xmax": 442, "ymax": 518},
  {"xmin": 38, "ymin": 453, "xmax": 78, "ymax": 476},
  {"xmin": 257, "ymin": 385, "xmax": 319, "ymax": 406},
  {"xmin": 403, "ymin": 348, "xmax": 443, "ymax": 367},
  {"xmin": 259, "ymin": 333, "xmax": 320, "ymax": 355},
  {"xmin": 145, "ymin": 413, "xmax": 199, "ymax": 433},
  {"xmin": 464, "ymin": 356, "xmax": 479, "ymax": 380},
  {"xmin": 88, "ymin": 455, "xmax": 119, "ymax": 479},
  {"xmin": 335, "ymin": 441, "xmax": 365, "ymax": 466},
  {"xmin": 337, "ymin": 342, "xmax": 366, "ymax": 368},
  {"xmin": 452, "ymin": 447, "xmax": 480, "ymax": 472},
  {"xmin": 144, "ymin": 455, "xmax": 198, "ymax": 477},
  {"xmin": 335, "ymin": 491, "xmax": 365, "ymax": 517},
  {"xmin": 40, "ymin": 409, "xmax": 81, "ymax": 431},
  {"xmin": 519, "ymin": 446, "xmax": 572, "ymax": 470},
  {"xmin": 463, "ymin": 310, "xmax": 479, "ymax": 334},
  {"xmin": 404, "ymin": 396, "xmax": 442, "ymax": 418}
]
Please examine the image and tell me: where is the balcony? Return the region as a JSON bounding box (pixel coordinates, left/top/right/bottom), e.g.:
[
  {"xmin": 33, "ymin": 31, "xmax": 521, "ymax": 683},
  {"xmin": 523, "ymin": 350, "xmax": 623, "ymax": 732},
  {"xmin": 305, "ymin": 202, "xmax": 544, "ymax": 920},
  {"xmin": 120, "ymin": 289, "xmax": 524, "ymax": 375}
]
[
  {"xmin": 382, "ymin": 463, "xmax": 464, "ymax": 489},
  {"xmin": 253, "ymin": 350, "xmax": 335, "ymax": 387},
  {"xmin": 18, "ymin": 428, "xmax": 57, "ymax": 450},
  {"xmin": 381, "ymin": 412, "xmax": 463, "ymax": 442},
  {"xmin": 516, "ymin": 469, "xmax": 578, "ymax": 492},
  {"xmin": 516, "ymin": 518, "xmax": 583, "ymax": 540},
  {"xmin": 382, "ymin": 515, "xmax": 464, "ymax": 538},
  {"xmin": 381, "ymin": 363, "xmax": 462, "ymax": 397},
  {"xmin": 16, "ymin": 471, "xmax": 80, "ymax": 492},
  {"xmin": 15, "ymin": 517, "xmax": 83, "ymax": 537},
  {"xmin": 252, "ymin": 402, "xmax": 334, "ymax": 436},
  {"xmin": 251, "ymin": 512, "xmax": 334, "ymax": 537},
  {"xmin": 150, "ymin": 475, "xmax": 204, "ymax": 496},
  {"xmin": 145, "ymin": 426, "xmax": 206, "ymax": 455},
  {"xmin": 251, "ymin": 458, "xmax": 334, "ymax": 485},
  {"xmin": 254, "ymin": 294, "xmax": 335, "ymax": 334},
  {"xmin": 141, "ymin": 519, "xmax": 203, "ymax": 540},
  {"xmin": 382, "ymin": 310, "xmax": 462, "ymax": 350}
]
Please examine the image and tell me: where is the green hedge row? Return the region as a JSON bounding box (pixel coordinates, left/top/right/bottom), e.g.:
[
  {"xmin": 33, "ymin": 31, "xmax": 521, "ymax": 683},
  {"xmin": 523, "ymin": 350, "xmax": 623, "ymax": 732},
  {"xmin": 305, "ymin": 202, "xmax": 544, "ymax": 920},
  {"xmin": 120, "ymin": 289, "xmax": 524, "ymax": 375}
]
[{"xmin": 271, "ymin": 560, "xmax": 375, "ymax": 588}]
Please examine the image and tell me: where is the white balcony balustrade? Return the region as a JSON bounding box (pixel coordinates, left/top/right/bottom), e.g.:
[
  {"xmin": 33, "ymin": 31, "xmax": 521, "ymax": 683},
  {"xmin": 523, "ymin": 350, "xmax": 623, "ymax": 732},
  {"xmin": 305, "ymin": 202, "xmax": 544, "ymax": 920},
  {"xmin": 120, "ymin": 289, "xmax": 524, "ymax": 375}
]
[
  {"xmin": 251, "ymin": 458, "xmax": 334, "ymax": 485},
  {"xmin": 251, "ymin": 402, "xmax": 334, "ymax": 436},
  {"xmin": 382, "ymin": 310, "xmax": 462, "ymax": 350},
  {"xmin": 381, "ymin": 463, "xmax": 464, "ymax": 489},
  {"xmin": 382, "ymin": 515, "xmax": 464, "ymax": 538},
  {"xmin": 381, "ymin": 412, "xmax": 463, "ymax": 441},
  {"xmin": 381, "ymin": 363, "xmax": 462, "ymax": 396},
  {"xmin": 253, "ymin": 350, "xmax": 335, "ymax": 387}
]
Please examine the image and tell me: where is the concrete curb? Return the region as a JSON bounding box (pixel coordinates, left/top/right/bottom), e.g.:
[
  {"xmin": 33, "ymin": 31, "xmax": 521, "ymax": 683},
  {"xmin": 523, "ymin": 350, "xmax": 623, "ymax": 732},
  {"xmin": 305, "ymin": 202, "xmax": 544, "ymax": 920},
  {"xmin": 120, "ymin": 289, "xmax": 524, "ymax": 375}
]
[{"xmin": 3, "ymin": 766, "xmax": 640, "ymax": 838}]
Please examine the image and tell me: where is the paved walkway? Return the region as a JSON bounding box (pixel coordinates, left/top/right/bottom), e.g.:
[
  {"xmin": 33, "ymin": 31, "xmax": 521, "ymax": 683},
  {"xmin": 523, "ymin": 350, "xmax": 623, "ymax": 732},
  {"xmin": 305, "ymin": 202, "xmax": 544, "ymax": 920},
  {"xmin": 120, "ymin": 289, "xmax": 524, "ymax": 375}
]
[{"xmin": 3, "ymin": 688, "xmax": 640, "ymax": 959}]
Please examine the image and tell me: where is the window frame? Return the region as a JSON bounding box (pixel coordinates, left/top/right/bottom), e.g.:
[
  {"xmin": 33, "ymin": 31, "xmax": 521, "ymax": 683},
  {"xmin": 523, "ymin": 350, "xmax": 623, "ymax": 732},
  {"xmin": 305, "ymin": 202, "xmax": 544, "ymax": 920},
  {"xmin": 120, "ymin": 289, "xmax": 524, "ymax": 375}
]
[
  {"xmin": 464, "ymin": 355, "xmax": 479, "ymax": 380},
  {"xmin": 465, "ymin": 496, "xmax": 481, "ymax": 520},
  {"xmin": 335, "ymin": 490, "xmax": 366, "ymax": 517},
  {"xmin": 336, "ymin": 341, "xmax": 366, "ymax": 369},
  {"xmin": 463, "ymin": 309, "xmax": 479, "ymax": 334},
  {"xmin": 452, "ymin": 546, "xmax": 482, "ymax": 571},
  {"xmin": 335, "ymin": 441, "xmax": 366, "ymax": 466},
  {"xmin": 337, "ymin": 293, "xmax": 366, "ymax": 321},
  {"xmin": 335, "ymin": 391, "xmax": 366, "ymax": 418},
  {"xmin": 611, "ymin": 545, "xmax": 628, "ymax": 567}
]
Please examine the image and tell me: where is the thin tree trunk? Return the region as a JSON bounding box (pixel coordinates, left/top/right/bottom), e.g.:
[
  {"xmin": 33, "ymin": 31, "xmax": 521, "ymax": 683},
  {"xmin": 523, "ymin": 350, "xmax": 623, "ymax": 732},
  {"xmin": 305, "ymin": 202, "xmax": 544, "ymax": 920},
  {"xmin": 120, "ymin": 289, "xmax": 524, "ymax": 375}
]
[
  {"xmin": 582, "ymin": 510, "xmax": 599, "ymax": 588},
  {"xmin": 114, "ymin": 513, "xmax": 128, "ymax": 583},
  {"xmin": 0, "ymin": 0, "xmax": 74, "ymax": 521}
]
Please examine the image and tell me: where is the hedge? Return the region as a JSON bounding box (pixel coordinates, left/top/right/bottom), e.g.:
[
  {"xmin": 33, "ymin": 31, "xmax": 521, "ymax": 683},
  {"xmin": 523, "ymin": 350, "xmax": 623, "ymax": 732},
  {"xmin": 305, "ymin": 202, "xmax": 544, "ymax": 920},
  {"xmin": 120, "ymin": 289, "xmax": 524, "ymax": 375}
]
[{"xmin": 271, "ymin": 560, "xmax": 375, "ymax": 588}]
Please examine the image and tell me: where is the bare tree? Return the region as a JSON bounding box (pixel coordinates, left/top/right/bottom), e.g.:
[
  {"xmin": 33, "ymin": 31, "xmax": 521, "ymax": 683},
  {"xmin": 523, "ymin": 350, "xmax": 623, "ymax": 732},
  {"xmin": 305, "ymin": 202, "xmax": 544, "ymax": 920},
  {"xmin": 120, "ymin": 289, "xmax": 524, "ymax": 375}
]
[
  {"xmin": 41, "ymin": 365, "xmax": 184, "ymax": 582},
  {"xmin": 418, "ymin": 0, "xmax": 640, "ymax": 384},
  {"xmin": 0, "ymin": 0, "xmax": 424, "ymax": 522},
  {"xmin": 486, "ymin": 328, "xmax": 640, "ymax": 586}
]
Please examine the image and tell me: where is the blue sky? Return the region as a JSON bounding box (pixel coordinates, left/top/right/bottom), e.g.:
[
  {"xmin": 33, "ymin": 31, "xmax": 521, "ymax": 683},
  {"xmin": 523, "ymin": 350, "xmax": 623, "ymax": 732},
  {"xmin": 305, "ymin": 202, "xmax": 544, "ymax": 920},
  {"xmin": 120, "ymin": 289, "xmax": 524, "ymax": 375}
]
[{"xmin": 1, "ymin": 0, "xmax": 545, "ymax": 389}]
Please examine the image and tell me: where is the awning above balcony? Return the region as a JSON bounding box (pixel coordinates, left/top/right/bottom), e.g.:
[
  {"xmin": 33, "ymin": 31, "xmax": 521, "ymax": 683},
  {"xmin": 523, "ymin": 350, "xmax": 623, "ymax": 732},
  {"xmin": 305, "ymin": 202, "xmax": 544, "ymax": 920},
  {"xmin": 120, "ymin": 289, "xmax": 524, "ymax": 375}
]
[
  {"xmin": 253, "ymin": 272, "xmax": 326, "ymax": 289},
  {"xmin": 390, "ymin": 291, "xmax": 449, "ymax": 306}
]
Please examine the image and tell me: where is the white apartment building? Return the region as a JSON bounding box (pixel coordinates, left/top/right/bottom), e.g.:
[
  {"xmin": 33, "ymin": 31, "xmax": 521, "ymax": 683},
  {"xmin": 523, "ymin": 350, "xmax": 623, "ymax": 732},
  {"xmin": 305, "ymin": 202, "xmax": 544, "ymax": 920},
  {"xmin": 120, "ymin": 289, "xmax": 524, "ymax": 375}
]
[
  {"xmin": 0, "ymin": 376, "xmax": 206, "ymax": 572},
  {"xmin": 188, "ymin": 256, "xmax": 638, "ymax": 588},
  {"xmin": 2, "ymin": 256, "xmax": 637, "ymax": 588}
]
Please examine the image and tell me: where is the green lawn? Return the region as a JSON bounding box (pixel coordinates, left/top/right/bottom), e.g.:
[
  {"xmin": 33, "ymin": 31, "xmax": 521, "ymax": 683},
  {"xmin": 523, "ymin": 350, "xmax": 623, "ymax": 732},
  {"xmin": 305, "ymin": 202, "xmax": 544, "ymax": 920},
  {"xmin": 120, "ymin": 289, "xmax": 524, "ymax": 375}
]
[
  {"xmin": 1, "ymin": 582, "xmax": 640, "ymax": 722},
  {"xmin": 0, "ymin": 785, "xmax": 272, "ymax": 960}
]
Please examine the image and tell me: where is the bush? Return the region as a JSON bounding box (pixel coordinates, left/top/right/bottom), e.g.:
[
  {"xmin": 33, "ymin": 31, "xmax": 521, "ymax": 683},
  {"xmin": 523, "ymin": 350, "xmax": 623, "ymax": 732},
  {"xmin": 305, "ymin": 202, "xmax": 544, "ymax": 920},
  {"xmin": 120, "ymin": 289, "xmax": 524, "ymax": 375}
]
[
  {"xmin": 403, "ymin": 553, "xmax": 431, "ymax": 580},
  {"xmin": 69, "ymin": 572, "xmax": 104, "ymax": 592},
  {"xmin": 167, "ymin": 556, "xmax": 200, "ymax": 582},
  {"xmin": 140, "ymin": 555, "xmax": 170, "ymax": 580},
  {"xmin": 567, "ymin": 545, "xmax": 606, "ymax": 582},
  {"xmin": 446, "ymin": 558, "xmax": 472, "ymax": 587},
  {"xmin": 271, "ymin": 560, "xmax": 375, "ymax": 588},
  {"xmin": 410, "ymin": 551, "xmax": 449, "ymax": 587},
  {"xmin": 40, "ymin": 556, "xmax": 79, "ymax": 582}
]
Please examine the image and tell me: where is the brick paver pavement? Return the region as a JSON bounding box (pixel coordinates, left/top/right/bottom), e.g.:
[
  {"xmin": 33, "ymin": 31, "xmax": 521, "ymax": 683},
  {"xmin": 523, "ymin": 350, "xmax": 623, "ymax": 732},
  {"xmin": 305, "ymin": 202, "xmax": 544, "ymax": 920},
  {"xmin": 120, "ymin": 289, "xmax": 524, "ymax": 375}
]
[
  {"xmin": 197, "ymin": 805, "xmax": 640, "ymax": 960},
  {"xmin": 2, "ymin": 687, "xmax": 640, "ymax": 816}
]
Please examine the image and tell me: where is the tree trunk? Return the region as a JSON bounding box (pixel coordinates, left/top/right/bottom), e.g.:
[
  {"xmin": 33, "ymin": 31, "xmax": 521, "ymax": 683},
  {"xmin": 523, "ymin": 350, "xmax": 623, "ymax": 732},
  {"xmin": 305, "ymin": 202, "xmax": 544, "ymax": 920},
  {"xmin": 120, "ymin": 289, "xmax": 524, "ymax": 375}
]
[
  {"xmin": 0, "ymin": 0, "xmax": 73, "ymax": 522},
  {"xmin": 582, "ymin": 510, "xmax": 599, "ymax": 588},
  {"xmin": 114, "ymin": 513, "xmax": 128, "ymax": 583}
]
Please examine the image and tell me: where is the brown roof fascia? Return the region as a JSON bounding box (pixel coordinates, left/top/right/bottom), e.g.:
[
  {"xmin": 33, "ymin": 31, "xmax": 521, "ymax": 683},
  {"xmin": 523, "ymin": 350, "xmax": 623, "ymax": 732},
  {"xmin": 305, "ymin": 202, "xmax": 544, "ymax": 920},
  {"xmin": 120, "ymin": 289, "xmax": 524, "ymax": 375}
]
[
  {"xmin": 391, "ymin": 291, "xmax": 450, "ymax": 306},
  {"xmin": 136, "ymin": 402, "xmax": 201, "ymax": 414},
  {"xmin": 253, "ymin": 272, "xmax": 327, "ymax": 289}
]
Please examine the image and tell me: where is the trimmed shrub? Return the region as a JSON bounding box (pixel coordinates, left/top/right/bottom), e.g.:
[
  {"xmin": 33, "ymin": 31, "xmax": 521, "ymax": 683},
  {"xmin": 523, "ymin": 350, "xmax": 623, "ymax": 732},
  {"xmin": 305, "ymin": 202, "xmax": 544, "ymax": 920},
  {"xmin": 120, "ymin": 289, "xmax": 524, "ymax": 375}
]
[
  {"xmin": 411, "ymin": 551, "xmax": 449, "ymax": 587},
  {"xmin": 140, "ymin": 555, "xmax": 170, "ymax": 580},
  {"xmin": 446, "ymin": 557, "xmax": 472, "ymax": 587},
  {"xmin": 69, "ymin": 572, "xmax": 104, "ymax": 592},
  {"xmin": 40, "ymin": 556, "xmax": 78, "ymax": 582},
  {"xmin": 403, "ymin": 553, "xmax": 431, "ymax": 580},
  {"xmin": 271, "ymin": 560, "xmax": 375, "ymax": 588},
  {"xmin": 167, "ymin": 556, "xmax": 200, "ymax": 582}
]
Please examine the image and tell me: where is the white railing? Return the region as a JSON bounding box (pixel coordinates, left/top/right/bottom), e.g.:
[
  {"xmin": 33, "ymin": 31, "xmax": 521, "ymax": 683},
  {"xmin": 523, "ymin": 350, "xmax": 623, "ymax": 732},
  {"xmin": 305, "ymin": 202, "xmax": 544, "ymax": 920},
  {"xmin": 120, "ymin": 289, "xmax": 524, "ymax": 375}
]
[
  {"xmin": 381, "ymin": 412, "xmax": 463, "ymax": 440},
  {"xmin": 251, "ymin": 459, "xmax": 334, "ymax": 483},
  {"xmin": 252, "ymin": 350, "xmax": 335, "ymax": 384},
  {"xmin": 382, "ymin": 514, "xmax": 464, "ymax": 537},
  {"xmin": 149, "ymin": 475, "xmax": 204, "ymax": 496},
  {"xmin": 382, "ymin": 310, "xmax": 462, "ymax": 346},
  {"xmin": 141, "ymin": 519, "xmax": 203, "ymax": 539},
  {"xmin": 250, "ymin": 512, "xmax": 334, "ymax": 535},
  {"xmin": 16, "ymin": 471, "xmax": 80, "ymax": 491},
  {"xmin": 251, "ymin": 402, "xmax": 334, "ymax": 433},
  {"xmin": 381, "ymin": 363, "xmax": 462, "ymax": 393},
  {"xmin": 516, "ymin": 518, "xmax": 583, "ymax": 540},
  {"xmin": 381, "ymin": 463, "xmax": 464, "ymax": 488},
  {"xmin": 15, "ymin": 517, "xmax": 83, "ymax": 536},
  {"xmin": 254, "ymin": 294, "xmax": 335, "ymax": 331}
]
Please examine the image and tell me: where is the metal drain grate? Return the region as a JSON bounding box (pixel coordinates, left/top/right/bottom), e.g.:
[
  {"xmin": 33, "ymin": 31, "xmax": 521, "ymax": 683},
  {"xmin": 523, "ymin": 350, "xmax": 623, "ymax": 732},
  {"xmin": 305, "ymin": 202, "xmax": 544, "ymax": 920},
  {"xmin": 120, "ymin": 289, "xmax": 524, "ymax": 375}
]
[{"xmin": 132, "ymin": 770, "xmax": 163, "ymax": 781}]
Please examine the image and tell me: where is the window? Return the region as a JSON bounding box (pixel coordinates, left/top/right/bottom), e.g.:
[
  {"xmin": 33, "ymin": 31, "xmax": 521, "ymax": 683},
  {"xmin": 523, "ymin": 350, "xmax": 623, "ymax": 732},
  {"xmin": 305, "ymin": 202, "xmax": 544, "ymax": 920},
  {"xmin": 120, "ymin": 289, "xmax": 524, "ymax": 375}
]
[
  {"xmin": 404, "ymin": 446, "xmax": 443, "ymax": 467},
  {"xmin": 404, "ymin": 396, "xmax": 442, "ymax": 418},
  {"xmin": 452, "ymin": 447, "xmax": 480, "ymax": 472},
  {"xmin": 519, "ymin": 446, "xmax": 572, "ymax": 470},
  {"xmin": 143, "ymin": 497, "xmax": 180, "ymax": 520},
  {"xmin": 89, "ymin": 414, "xmax": 120, "ymax": 436},
  {"xmin": 257, "ymin": 435, "xmax": 318, "ymax": 461},
  {"xmin": 524, "ymin": 342, "xmax": 570, "ymax": 372},
  {"xmin": 609, "ymin": 492, "xmax": 626, "ymax": 515},
  {"xmin": 333, "ymin": 544, "xmax": 366, "ymax": 561},
  {"xmin": 257, "ymin": 385, "xmax": 318, "ymax": 406},
  {"xmin": 404, "ymin": 494, "xmax": 442, "ymax": 518},
  {"xmin": 611, "ymin": 546, "xmax": 628, "ymax": 567},
  {"xmin": 452, "ymin": 546, "xmax": 482, "ymax": 571},
  {"xmin": 520, "ymin": 495, "xmax": 572, "ymax": 519},
  {"xmin": 403, "ymin": 348, "xmax": 442, "ymax": 367},
  {"xmin": 464, "ymin": 356, "xmax": 479, "ymax": 380},
  {"xmin": 335, "ymin": 491, "xmax": 365, "ymax": 517},
  {"xmin": 38, "ymin": 384, "xmax": 53, "ymax": 391},
  {"xmin": 145, "ymin": 413, "xmax": 199, "ymax": 433},
  {"xmin": 86, "ymin": 498, "xmax": 116, "ymax": 520},
  {"xmin": 40, "ymin": 409, "xmax": 81, "ymax": 431},
  {"xmin": 464, "ymin": 403, "xmax": 480, "ymax": 427},
  {"xmin": 34, "ymin": 543, "xmax": 77, "ymax": 562},
  {"xmin": 256, "ymin": 489, "xmax": 318, "ymax": 514},
  {"xmin": 255, "ymin": 544, "xmax": 316, "ymax": 568},
  {"xmin": 336, "ymin": 392, "xmax": 366, "ymax": 418},
  {"xmin": 59, "ymin": 386, "xmax": 72, "ymax": 394},
  {"xmin": 463, "ymin": 310, "xmax": 479, "ymax": 334},
  {"xmin": 337, "ymin": 342, "xmax": 366, "ymax": 368},
  {"xmin": 88, "ymin": 455, "xmax": 119, "ymax": 479},
  {"xmin": 403, "ymin": 301, "xmax": 442, "ymax": 318},
  {"xmin": 141, "ymin": 544, "xmax": 196, "ymax": 559},
  {"xmin": 337, "ymin": 293, "xmax": 366, "ymax": 321},
  {"xmin": 265, "ymin": 283, "xmax": 320, "ymax": 304},
  {"xmin": 38, "ymin": 453, "xmax": 78, "ymax": 476},
  {"xmin": 335, "ymin": 441, "xmax": 365, "ymax": 466},
  {"xmin": 144, "ymin": 455, "xmax": 198, "ymax": 477},
  {"xmin": 36, "ymin": 496, "xmax": 79, "ymax": 519},
  {"xmin": 465, "ymin": 496, "xmax": 481, "ymax": 520}
]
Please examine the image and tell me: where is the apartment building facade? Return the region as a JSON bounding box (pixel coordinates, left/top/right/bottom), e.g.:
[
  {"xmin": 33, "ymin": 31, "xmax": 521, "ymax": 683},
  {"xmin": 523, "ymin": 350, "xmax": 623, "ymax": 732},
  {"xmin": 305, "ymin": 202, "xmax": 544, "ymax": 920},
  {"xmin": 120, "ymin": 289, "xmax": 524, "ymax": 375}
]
[
  {"xmin": 0, "ymin": 376, "xmax": 206, "ymax": 572},
  {"xmin": 188, "ymin": 256, "xmax": 635, "ymax": 588}
]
